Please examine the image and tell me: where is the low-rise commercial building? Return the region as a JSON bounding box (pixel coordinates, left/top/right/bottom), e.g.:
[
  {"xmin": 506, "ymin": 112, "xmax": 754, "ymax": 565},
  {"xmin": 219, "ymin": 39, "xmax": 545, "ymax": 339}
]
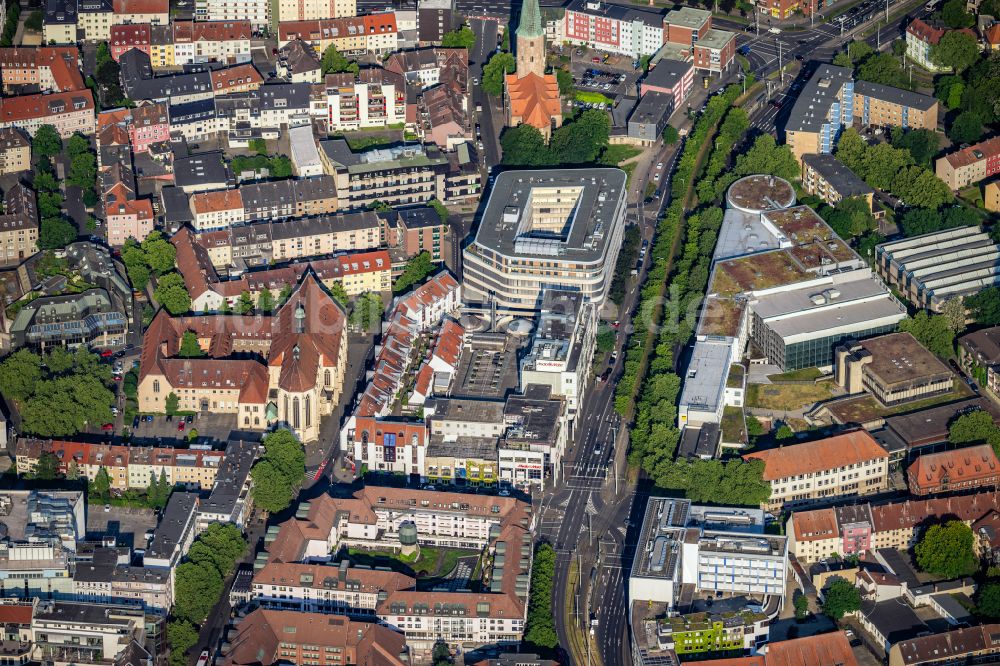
[
  {"xmin": 462, "ymin": 169, "xmax": 628, "ymax": 315},
  {"xmin": 875, "ymin": 225, "xmax": 1000, "ymax": 311},
  {"xmin": 744, "ymin": 429, "xmax": 890, "ymax": 512},
  {"xmin": 834, "ymin": 332, "xmax": 953, "ymax": 406},
  {"xmin": 936, "ymin": 135, "xmax": 1000, "ymax": 189}
]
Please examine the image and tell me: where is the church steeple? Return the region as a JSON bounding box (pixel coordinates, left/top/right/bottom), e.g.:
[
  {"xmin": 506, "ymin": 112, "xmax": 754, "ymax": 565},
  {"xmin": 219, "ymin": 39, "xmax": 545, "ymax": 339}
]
[
  {"xmin": 515, "ymin": 0, "xmax": 546, "ymax": 78},
  {"xmin": 517, "ymin": 0, "xmax": 543, "ymax": 39}
]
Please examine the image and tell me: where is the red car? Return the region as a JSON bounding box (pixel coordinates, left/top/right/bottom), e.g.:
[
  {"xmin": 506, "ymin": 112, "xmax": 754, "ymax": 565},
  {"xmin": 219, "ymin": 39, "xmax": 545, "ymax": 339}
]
[
  {"xmin": 591, "ymin": 57, "xmax": 600, "ymax": 63},
  {"xmin": 101, "ymin": 423, "xmax": 114, "ymax": 431},
  {"xmin": 113, "ymin": 375, "xmax": 123, "ymax": 382},
  {"xmin": 178, "ymin": 422, "xmax": 185, "ymax": 431},
  {"xmin": 100, "ymin": 350, "xmax": 114, "ymax": 358}
]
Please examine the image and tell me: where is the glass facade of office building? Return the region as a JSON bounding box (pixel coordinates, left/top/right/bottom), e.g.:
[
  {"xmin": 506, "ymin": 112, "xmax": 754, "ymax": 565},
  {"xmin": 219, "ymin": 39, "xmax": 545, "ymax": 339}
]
[{"xmin": 778, "ymin": 324, "xmax": 900, "ymax": 371}]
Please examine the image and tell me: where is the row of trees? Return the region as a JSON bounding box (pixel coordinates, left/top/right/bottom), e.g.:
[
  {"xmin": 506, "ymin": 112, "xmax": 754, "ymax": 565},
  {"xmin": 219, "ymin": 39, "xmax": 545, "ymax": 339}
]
[
  {"xmin": 67, "ymin": 134, "xmax": 99, "ymax": 207},
  {"xmin": 249, "ymin": 428, "xmax": 306, "ymax": 514},
  {"xmin": 836, "ymin": 128, "xmax": 953, "ymax": 212},
  {"xmin": 522, "ymin": 543, "xmax": 558, "ymax": 651},
  {"xmin": 1, "ymin": 2, "xmax": 19, "ymax": 47},
  {"xmin": 615, "ymin": 84, "xmax": 771, "ymax": 505},
  {"xmin": 608, "ymin": 225, "xmax": 642, "ymax": 305},
  {"xmin": 168, "ymin": 523, "xmax": 247, "ymax": 666},
  {"xmin": 32, "ymin": 126, "xmax": 80, "ymax": 250},
  {"xmin": 0, "ymin": 348, "xmax": 114, "ymax": 437}
]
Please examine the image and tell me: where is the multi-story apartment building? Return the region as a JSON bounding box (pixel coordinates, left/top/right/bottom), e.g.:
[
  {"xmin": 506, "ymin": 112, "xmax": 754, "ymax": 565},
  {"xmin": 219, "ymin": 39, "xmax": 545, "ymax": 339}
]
[
  {"xmin": 172, "ymin": 20, "xmax": 252, "ymax": 65},
  {"xmin": 462, "ymin": 169, "xmax": 628, "ymax": 315},
  {"xmin": 0, "ymin": 47, "xmax": 83, "ymax": 92},
  {"xmin": 14, "ymin": 439, "xmax": 230, "ymax": 491},
  {"xmin": 800, "ymin": 153, "xmax": 874, "ymax": 210},
  {"xmin": 264, "ymin": 486, "xmax": 534, "ymax": 657},
  {"xmin": 221, "ymin": 610, "xmax": 407, "ymax": 666},
  {"xmin": 277, "ymin": 0, "xmax": 355, "ymax": 22},
  {"xmin": 73, "ymin": 548, "xmax": 173, "ymax": 611},
  {"xmin": 325, "ymin": 75, "xmax": 406, "ymax": 131},
  {"xmin": 563, "ymin": 0, "xmax": 667, "ymax": 58},
  {"xmin": 252, "ymin": 561, "xmax": 414, "ymax": 616},
  {"xmin": 907, "ymin": 444, "xmax": 1000, "ymax": 496},
  {"xmin": 854, "ymin": 80, "xmax": 938, "ymax": 130},
  {"xmin": 139, "ymin": 270, "xmax": 347, "ymax": 442},
  {"xmin": 960, "ymin": 327, "xmax": 1000, "ymax": 395},
  {"xmin": 787, "ymin": 490, "xmax": 1000, "ymax": 562},
  {"xmin": 640, "ymin": 59, "xmax": 694, "ymax": 111},
  {"xmin": 744, "ymin": 430, "xmax": 890, "ymax": 512},
  {"xmin": 0, "ymin": 182, "xmax": 38, "ymax": 266},
  {"xmin": 277, "ymin": 14, "xmax": 399, "ymax": 56},
  {"xmin": 195, "ymin": 0, "xmax": 269, "ymax": 29},
  {"xmin": 936, "ymin": 135, "xmax": 1000, "ymax": 189},
  {"xmin": 906, "ymin": 19, "xmax": 950, "ymax": 72},
  {"xmin": 113, "ymin": 0, "xmax": 168, "ymax": 24},
  {"xmin": 144, "ymin": 492, "xmax": 200, "ymax": 571},
  {"xmin": 0, "ymin": 128, "xmax": 30, "ymax": 175},
  {"xmin": 417, "ymin": 0, "xmax": 457, "ymax": 42},
  {"xmin": 110, "ymin": 23, "xmax": 151, "ymax": 61},
  {"xmin": 128, "ymin": 102, "xmax": 169, "ymax": 152},
  {"xmin": 319, "ymin": 140, "xmax": 447, "ymax": 210},
  {"xmin": 30, "ymin": 601, "xmax": 146, "ymax": 666},
  {"xmin": 102, "ymin": 162, "xmax": 154, "ymax": 246},
  {"xmin": 0, "ymin": 90, "xmax": 95, "ymax": 138},
  {"xmin": 190, "ymin": 188, "xmax": 246, "ymax": 231},
  {"xmin": 379, "ymin": 207, "xmax": 447, "ymax": 262},
  {"xmin": 889, "ymin": 624, "xmax": 1000, "ymax": 666}
]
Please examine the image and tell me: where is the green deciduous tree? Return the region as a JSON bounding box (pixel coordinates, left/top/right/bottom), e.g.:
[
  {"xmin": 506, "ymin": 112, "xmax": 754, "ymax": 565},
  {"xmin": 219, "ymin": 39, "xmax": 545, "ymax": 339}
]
[
  {"xmin": 153, "ymin": 272, "xmax": 191, "ymax": 315},
  {"xmin": 34, "ymin": 452, "xmax": 61, "ymax": 480},
  {"xmin": 501, "ymin": 124, "xmax": 551, "ymax": 166},
  {"xmin": 948, "ymin": 111, "xmax": 983, "ymax": 144},
  {"xmin": 936, "ymin": 75, "xmax": 965, "ymax": 110},
  {"xmin": 482, "ymin": 51, "xmax": 515, "ymax": 96},
  {"xmin": 857, "ymin": 52, "xmax": 910, "ymax": 89},
  {"xmin": 977, "ymin": 581, "xmax": 1000, "ymax": 618},
  {"xmin": 32, "ymin": 125, "xmax": 62, "ymax": 160},
  {"xmin": 320, "ymin": 44, "xmax": 359, "ymax": 76},
  {"xmin": 165, "ymin": 392, "xmax": 179, "ymax": 416},
  {"xmin": 551, "ymin": 109, "xmax": 610, "ymax": 164},
  {"xmin": 733, "ymin": 134, "xmax": 800, "ymax": 181},
  {"xmin": 822, "ymin": 580, "xmax": 861, "ymax": 619},
  {"xmin": 141, "ymin": 231, "xmax": 176, "ymax": 274},
  {"xmin": 166, "ymin": 620, "xmax": 199, "ymax": 666},
  {"xmin": 39, "ymin": 217, "xmax": 78, "ymax": 250},
  {"xmin": 890, "ymin": 127, "xmax": 940, "ymax": 168},
  {"xmin": 0, "ymin": 348, "xmax": 43, "ymax": 402},
  {"xmin": 967, "ymin": 287, "xmax": 1000, "ymax": 325},
  {"xmin": 662, "ymin": 124, "xmax": 680, "ymax": 144},
  {"xmin": 941, "ymin": 0, "xmax": 974, "ymax": 28},
  {"xmin": 393, "ymin": 251, "xmax": 435, "ymax": 293},
  {"xmin": 178, "ymin": 331, "xmax": 205, "ymax": 358},
  {"xmin": 257, "ymin": 288, "xmax": 275, "ymax": 313},
  {"xmin": 523, "ymin": 543, "xmax": 558, "ymax": 649},
  {"xmin": 350, "ymin": 292, "xmax": 384, "ymax": 332},
  {"xmin": 915, "ymin": 520, "xmax": 978, "ymax": 578},
  {"xmin": 250, "ymin": 429, "xmax": 305, "ymax": 514},
  {"xmin": 775, "ymin": 425, "xmax": 794, "ymax": 440},
  {"xmin": 818, "ymin": 197, "xmax": 876, "ymax": 240},
  {"xmin": 174, "ymin": 560, "xmax": 223, "ymax": 623},
  {"xmin": 949, "ymin": 410, "xmax": 1000, "ymax": 455},
  {"xmin": 556, "ymin": 68, "xmax": 573, "ymax": 95},
  {"xmin": 932, "ymin": 30, "xmax": 980, "ymax": 72},
  {"xmin": 899, "ymin": 311, "xmax": 955, "ymax": 358},
  {"xmin": 92, "ymin": 466, "xmax": 111, "ymax": 501},
  {"xmin": 794, "ymin": 593, "xmax": 810, "ymax": 620},
  {"xmin": 441, "ymin": 25, "xmax": 476, "ymax": 49},
  {"xmin": 237, "ymin": 290, "xmax": 254, "ymax": 314}
]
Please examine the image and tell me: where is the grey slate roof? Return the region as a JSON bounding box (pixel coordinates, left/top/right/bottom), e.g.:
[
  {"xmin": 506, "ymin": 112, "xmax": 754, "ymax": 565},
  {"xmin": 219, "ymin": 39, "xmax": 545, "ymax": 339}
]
[
  {"xmin": 801, "ymin": 153, "xmax": 874, "ymax": 198},
  {"xmin": 854, "ymin": 80, "xmax": 937, "ymax": 111},
  {"xmin": 786, "ymin": 63, "xmax": 853, "ymax": 134}
]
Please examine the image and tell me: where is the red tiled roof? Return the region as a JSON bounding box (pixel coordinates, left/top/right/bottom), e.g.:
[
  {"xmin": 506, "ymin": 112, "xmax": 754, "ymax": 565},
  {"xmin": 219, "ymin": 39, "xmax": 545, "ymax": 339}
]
[
  {"xmin": 744, "ymin": 430, "xmax": 888, "ymax": 481},
  {"xmin": 943, "ymin": 135, "xmax": 1000, "ymax": 169},
  {"xmin": 110, "ymin": 23, "xmax": 152, "ymax": 46},
  {"xmin": 505, "ymin": 72, "xmax": 561, "ymax": 133},
  {"xmin": 0, "ymin": 89, "xmax": 94, "ymax": 124},
  {"xmin": 906, "ymin": 18, "xmax": 945, "ymax": 45},
  {"xmin": 210, "ymin": 64, "xmax": 263, "ymax": 92},
  {"xmin": 173, "ymin": 20, "xmax": 252, "ymax": 43},
  {"xmin": 191, "ymin": 188, "xmax": 243, "ymax": 215},
  {"xmin": 907, "ymin": 444, "xmax": 1000, "ymax": 494},
  {"xmin": 791, "ymin": 507, "xmax": 837, "ymax": 543}
]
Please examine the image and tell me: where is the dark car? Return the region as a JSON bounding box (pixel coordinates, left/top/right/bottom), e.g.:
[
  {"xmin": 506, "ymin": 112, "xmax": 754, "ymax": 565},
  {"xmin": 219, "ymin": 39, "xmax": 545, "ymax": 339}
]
[
  {"xmin": 770, "ymin": 99, "xmax": 783, "ymax": 108},
  {"xmin": 795, "ymin": 54, "xmax": 804, "ymax": 61},
  {"xmin": 186, "ymin": 414, "xmax": 194, "ymax": 423},
  {"xmin": 132, "ymin": 416, "xmax": 140, "ymax": 429}
]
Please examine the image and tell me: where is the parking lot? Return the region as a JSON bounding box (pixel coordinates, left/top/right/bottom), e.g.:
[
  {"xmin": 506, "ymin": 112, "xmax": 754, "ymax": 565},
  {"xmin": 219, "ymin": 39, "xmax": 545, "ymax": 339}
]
[
  {"xmin": 128, "ymin": 412, "xmax": 251, "ymax": 448},
  {"xmin": 86, "ymin": 505, "xmax": 159, "ymax": 551}
]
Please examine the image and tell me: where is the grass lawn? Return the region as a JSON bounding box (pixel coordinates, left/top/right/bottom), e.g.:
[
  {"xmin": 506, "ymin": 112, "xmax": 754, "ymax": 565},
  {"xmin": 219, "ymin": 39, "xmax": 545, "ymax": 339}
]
[
  {"xmin": 766, "ymin": 367, "xmax": 823, "ymax": 382},
  {"xmin": 958, "ymin": 186, "xmax": 985, "ymax": 208},
  {"xmin": 727, "ymin": 364, "xmax": 745, "ymax": 389},
  {"xmin": 601, "ymin": 144, "xmax": 643, "ymax": 165},
  {"xmin": 746, "ymin": 382, "xmax": 834, "ymax": 411},
  {"xmin": 346, "ymin": 546, "xmax": 471, "ymax": 578},
  {"xmin": 335, "ymin": 132, "xmax": 398, "ymax": 151},
  {"xmin": 574, "ymin": 90, "xmax": 614, "ymax": 105}
]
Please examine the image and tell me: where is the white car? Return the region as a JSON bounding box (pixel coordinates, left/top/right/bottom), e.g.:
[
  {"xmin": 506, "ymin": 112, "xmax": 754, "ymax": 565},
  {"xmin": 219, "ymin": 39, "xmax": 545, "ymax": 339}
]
[{"xmin": 656, "ymin": 162, "xmax": 664, "ymax": 169}]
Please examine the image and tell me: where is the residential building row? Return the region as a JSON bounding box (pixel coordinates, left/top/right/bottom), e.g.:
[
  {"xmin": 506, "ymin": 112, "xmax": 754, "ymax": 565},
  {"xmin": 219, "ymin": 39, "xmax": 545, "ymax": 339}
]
[
  {"xmin": 0, "ymin": 46, "xmax": 84, "ymax": 93},
  {"xmin": 109, "ymin": 20, "xmax": 252, "ymax": 67},
  {"xmin": 787, "ymin": 488, "xmax": 1000, "ymax": 562},
  {"xmin": 784, "ymin": 64, "xmax": 939, "ymax": 161},
  {"xmin": 44, "ymin": 0, "xmax": 170, "ymax": 43},
  {"xmin": 276, "ymin": 13, "xmax": 398, "ymax": 57},
  {"xmin": 936, "ymin": 134, "xmax": 1000, "ymax": 189}
]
